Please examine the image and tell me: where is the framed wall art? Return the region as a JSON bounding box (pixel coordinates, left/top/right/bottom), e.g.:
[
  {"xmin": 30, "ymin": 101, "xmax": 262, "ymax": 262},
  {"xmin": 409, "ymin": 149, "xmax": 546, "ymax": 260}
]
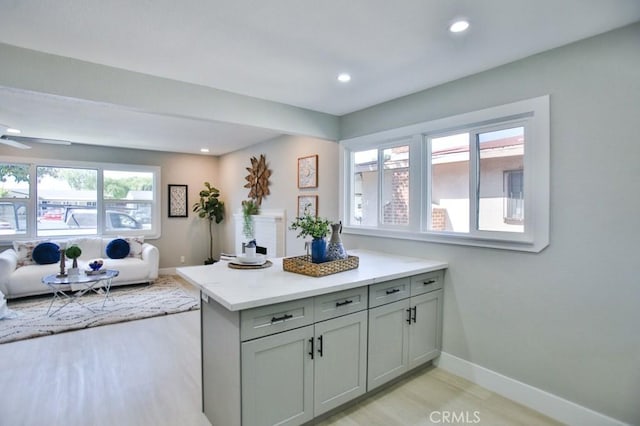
[
  {"xmin": 298, "ymin": 155, "xmax": 318, "ymax": 189},
  {"xmin": 298, "ymin": 195, "xmax": 318, "ymax": 217},
  {"xmin": 168, "ymin": 184, "xmax": 188, "ymax": 217}
]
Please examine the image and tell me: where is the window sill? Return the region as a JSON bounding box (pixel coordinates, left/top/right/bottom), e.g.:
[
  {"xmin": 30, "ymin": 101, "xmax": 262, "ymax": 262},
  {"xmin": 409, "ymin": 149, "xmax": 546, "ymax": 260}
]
[{"xmin": 342, "ymin": 226, "xmax": 548, "ymax": 253}]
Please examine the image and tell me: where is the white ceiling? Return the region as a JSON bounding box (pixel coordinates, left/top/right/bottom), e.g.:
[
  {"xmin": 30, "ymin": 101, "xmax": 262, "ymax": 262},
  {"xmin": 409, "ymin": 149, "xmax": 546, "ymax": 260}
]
[{"xmin": 0, "ymin": 0, "xmax": 639, "ymax": 155}]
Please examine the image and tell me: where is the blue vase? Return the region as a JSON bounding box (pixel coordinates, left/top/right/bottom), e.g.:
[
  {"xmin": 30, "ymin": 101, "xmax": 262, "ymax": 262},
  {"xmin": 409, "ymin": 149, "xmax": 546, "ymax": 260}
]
[
  {"xmin": 311, "ymin": 238, "xmax": 327, "ymax": 263},
  {"xmin": 326, "ymin": 222, "xmax": 348, "ymax": 261}
]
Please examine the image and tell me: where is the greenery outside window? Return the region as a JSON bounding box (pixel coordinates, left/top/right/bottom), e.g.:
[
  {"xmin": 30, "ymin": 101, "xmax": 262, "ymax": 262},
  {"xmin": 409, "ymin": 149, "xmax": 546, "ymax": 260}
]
[{"xmin": 340, "ymin": 96, "xmax": 549, "ymax": 252}]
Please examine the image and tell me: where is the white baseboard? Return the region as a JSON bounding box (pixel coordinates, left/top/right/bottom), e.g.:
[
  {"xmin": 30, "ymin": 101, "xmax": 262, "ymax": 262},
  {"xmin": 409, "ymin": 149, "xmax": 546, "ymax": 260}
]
[
  {"xmin": 158, "ymin": 267, "xmax": 176, "ymax": 275},
  {"xmin": 435, "ymin": 352, "xmax": 627, "ymax": 426}
]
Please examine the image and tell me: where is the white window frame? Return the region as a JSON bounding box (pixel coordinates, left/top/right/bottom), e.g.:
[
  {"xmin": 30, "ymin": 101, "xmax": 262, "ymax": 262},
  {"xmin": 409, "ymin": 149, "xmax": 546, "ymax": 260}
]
[
  {"xmin": 0, "ymin": 156, "xmax": 161, "ymax": 242},
  {"xmin": 339, "ymin": 96, "xmax": 550, "ymax": 252}
]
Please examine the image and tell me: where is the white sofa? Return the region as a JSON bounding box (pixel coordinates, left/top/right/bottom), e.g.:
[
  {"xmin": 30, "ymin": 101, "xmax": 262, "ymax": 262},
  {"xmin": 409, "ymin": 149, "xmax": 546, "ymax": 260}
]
[{"xmin": 0, "ymin": 236, "xmax": 159, "ymax": 299}]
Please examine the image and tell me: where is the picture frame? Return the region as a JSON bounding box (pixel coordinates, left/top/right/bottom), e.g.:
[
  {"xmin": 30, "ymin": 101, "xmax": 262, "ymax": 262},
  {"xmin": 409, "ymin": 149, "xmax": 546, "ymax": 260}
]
[
  {"xmin": 297, "ymin": 155, "xmax": 318, "ymax": 189},
  {"xmin": 168, "ymin": 184, "xmax": 188, "ymax": 218},
  {"xmin": 298, "ymin": 195, "xmax": 318, "ymax": 217}
]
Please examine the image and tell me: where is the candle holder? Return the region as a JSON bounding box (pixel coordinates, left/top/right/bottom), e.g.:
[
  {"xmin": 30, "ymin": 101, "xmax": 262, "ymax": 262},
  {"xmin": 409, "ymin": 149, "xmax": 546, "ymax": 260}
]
[{"xmin": 56, "ymin": 248, "xmax": 67, "ymax": 278}]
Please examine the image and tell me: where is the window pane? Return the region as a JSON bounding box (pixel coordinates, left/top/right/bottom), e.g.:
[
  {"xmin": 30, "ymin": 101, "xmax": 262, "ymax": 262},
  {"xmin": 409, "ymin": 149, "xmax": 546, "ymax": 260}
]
[
  {"xmin": 37, "ymin": 167, "xmax": 98, "ymax": 236},
  {"xmin": 429, "ymin": 133, "xmax": 469, "ymax": 232},
  {"xmin": 353, "ymin": 149, "xmax": 378, "ymax": 226},
  {"xmin": 104, "ymin": 170, "xmax": 154, "ymax": 230},
  {"xmin": 104, "ymin": 170, "xmax": 153, "ymax": 200},
  {"xmin": 0, "ymin": 163, "xmax": 29, "ymax": 235},
  {"xmin": 382, "ymin": 145, "xmax": 409, "ymax": 225},
  {"xmin": 104, "ymin": 202, "xmax": 150, "ymax": 230},
  {"xmin": 477, "ymin": 127, "xmax": 524, "ymax": 233}
]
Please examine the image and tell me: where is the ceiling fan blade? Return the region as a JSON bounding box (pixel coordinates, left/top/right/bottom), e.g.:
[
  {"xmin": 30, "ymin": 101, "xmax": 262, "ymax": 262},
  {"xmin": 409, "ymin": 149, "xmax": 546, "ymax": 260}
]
[
  {"xmin": 7, "ymin": 135, "xmax": 72, "ymax": 145},
  {"xmin": 0, "ymin": 137, "xmax": 31, "ymax": 149}
]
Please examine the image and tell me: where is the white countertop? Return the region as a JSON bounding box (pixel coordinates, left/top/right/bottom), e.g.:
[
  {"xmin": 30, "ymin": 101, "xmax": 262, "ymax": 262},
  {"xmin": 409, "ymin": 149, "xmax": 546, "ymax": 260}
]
[{"xmin": 176, "ymin": 249, "xmax": 447, "ymax": 311}]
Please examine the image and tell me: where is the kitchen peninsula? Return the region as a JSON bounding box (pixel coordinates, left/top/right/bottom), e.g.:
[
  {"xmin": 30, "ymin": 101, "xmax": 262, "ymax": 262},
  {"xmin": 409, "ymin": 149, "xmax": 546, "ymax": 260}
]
[{"xmin": 177, "ymin": 249, "xmax": 448, "ymax": 426}]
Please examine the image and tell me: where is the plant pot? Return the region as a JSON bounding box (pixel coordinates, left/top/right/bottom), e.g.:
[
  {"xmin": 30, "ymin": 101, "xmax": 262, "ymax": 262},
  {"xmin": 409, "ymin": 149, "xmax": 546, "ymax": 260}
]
[{"xmin": 311, "ymin": 238, "xmax": 327, "ymax": 263}]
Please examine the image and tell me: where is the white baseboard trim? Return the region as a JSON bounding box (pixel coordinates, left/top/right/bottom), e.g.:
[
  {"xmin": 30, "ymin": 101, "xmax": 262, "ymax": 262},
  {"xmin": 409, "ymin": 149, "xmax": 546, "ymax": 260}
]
[
  {"xmin": 435, "ymin": 352, "xmax": 627, "ymax": 426},
  {"xmin": 158, "ymin": 267, "xmax": 176, "ymax": 275}
]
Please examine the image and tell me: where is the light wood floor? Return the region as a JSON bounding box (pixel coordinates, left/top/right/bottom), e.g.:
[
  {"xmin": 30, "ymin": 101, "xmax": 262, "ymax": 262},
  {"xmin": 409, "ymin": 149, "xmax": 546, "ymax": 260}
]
[{"xmin": 0, "ymin": 302, "xmax": 560, "ymax": 426}]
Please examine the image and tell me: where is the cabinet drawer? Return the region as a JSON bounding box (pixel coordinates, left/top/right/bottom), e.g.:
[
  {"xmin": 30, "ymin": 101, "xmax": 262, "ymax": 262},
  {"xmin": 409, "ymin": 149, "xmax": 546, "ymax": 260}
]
[
  {"xmin": 241, "ymin": 298, "xmax": 314, "ymax": 341},
  {"xmin": 410, "ymin": 270, "xmax": 444, "ymax": 296},
  {"xmin": 368, "ymin": 277, "xmax": 410, "ymax": 308},
  {"xmin": 314, "ymin": 286, "xmax": 368, "ymax": 322}
]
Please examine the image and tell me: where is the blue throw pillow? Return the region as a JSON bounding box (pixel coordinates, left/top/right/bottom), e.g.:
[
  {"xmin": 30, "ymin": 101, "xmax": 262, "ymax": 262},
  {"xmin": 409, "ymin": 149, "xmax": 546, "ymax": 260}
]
[
  {"xmin": 106, "ymin": 238, "xmax": 130, "ymax": 259},
  {"xmin": 32, "ymin": 242, "xmax": 60, "ymax": 265}
]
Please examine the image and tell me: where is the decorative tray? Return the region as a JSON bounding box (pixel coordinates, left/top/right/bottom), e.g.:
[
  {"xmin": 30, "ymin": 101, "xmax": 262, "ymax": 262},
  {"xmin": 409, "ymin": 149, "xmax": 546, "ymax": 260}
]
[
  {"xmin": 228, "ymin": 260, "xmax": 273, "ymax": 270},
  {"xmin": 85, "ymin": 270, "xmax": 107, "ymax": 275},
  {"xmin": 282, "ymin": 255, "xmax": 359, "ymax": 277}
]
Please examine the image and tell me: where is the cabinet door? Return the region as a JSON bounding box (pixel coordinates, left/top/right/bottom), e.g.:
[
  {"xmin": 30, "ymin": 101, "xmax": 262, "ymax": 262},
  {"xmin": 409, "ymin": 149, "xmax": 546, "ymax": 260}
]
[
  {"xmin": 367, "ymin": 298, "xmax": 411, "ymax": 391},
  {"xmin": 408, "ymin": 289, "xmax": 443, "ymax": 369},
  {"xmin": 241, "ymin": 325, "xmax": 314, "ymax": 426},
  {"xmin": 314, "ymin": 310, "xmax": 368, "ymax": 416}
]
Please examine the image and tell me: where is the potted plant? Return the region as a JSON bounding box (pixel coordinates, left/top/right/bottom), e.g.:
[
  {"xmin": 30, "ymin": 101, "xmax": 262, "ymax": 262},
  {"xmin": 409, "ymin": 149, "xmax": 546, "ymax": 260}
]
[
  {"xmin": 241, "ymin": 199, "xmax": 260, "ymax": 242},
  {"xmin": 192, "ymin": 182, "xmax": 225, "ymax": 264},
  {"xmin": 289, "ymin": 204, "xmax": 332, "ymax": 263},
  {"xmin": 65, "ymin": 244, "xmax": 82, "ymax": 274}
]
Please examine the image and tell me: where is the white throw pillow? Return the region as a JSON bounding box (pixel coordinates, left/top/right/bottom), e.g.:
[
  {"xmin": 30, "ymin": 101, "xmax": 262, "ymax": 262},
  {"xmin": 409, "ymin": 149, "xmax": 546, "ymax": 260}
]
[
  {"xmin": 13, "ymin": 240, "xmax": 45, "ymax": 267},
  {"xmin": 118, "ymin": 236, "xmax": 145, "ymax": 259}
]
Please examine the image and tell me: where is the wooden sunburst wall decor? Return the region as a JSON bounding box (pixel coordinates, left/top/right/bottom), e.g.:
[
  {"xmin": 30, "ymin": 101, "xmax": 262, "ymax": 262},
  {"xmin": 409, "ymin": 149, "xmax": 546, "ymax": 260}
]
[{"xmin": 244, "ymin": 154, "xmax": 271, "ymax": 205}]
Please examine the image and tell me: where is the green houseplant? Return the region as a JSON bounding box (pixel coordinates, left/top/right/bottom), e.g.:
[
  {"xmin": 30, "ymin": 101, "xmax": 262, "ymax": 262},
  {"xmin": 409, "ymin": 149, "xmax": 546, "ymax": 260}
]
[
  {"xmin": 65, "ymin": 244, "xmax": 82, "ymax": 269},
  {"xmin": 193, "ymin": 182, "xmax": 225, "ymax": 264},
  {"xmin": 241, "ymin": 199, "xmax": 260, "ymax": 241},
  {"xmin": 289, "ymin": 204, "xmax": 332, "ymax": 263}
]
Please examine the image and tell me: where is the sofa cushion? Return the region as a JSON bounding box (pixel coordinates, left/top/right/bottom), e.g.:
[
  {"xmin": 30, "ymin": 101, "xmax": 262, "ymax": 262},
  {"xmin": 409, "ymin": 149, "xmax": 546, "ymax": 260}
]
[
  {"xmin": 66, "ymin": 237, "xmax": 103, "ymax": 260},
  {"xmin": 119, "ymin": 236, "xmax": 144, "ymax": 259},
  {"xmin": 106, "ymin": 238, "xmax": 130, "ymax": 259},
  {"xmin": 32, "ymin": 242, "xmax": 61, "ymax": 265},
  {"xmin": 13, "ymin": 240, "xmax": 45, "ymax": 267}
]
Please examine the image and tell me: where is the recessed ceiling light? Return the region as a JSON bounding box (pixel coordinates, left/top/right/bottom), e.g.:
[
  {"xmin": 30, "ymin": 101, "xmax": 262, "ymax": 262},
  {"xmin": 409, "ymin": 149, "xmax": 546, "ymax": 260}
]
[
  {"xmin": 337, "ymin": 73, "xmax": 351, "ymax": 83},
  {"xmin": 6, "ymin": 128, "xmax": 21, "ymax": 134},
  {"xmin": 200, "ymin": 148, "xmax": 210, "ymax": 153},
  {"xmin": 449, "ymin": 20, "xmax": 470, "ymax": 33}
]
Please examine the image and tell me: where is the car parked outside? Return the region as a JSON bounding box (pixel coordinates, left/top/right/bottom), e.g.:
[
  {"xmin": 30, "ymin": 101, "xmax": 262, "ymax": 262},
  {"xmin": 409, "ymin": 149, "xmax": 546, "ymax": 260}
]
[{"xmin": 66, "ymin": 209, "xmax": 143, "ymax": 230}]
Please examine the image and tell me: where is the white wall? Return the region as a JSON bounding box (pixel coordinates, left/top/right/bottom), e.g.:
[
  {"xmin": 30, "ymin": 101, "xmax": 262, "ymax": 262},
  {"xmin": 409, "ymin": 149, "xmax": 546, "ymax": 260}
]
[
  {"xmin": 218, "ymin": 135, "xmax": 340, "ymax": 256},
  {"xmin": 339, "ymin": 23, "xmax": 640, "ymax": 424}
]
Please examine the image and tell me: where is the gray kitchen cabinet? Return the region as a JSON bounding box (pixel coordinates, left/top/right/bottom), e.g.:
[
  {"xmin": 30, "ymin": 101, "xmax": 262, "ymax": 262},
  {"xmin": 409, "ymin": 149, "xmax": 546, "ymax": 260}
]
[
  {"xmin": 367, "ymin": 298, "xmax": 411, "ymax": 390},
  {"xmin": 408, "ymin": 289, "xmax": 443, "ymax": 368},
  {"xmin": 241, "ymin": 307, "xmax": 368, "ymax": 425},
  {"xmin": 314, "ymin": 310, "xmax": 368, "ymax": 416},
  {"xmin": 241, "ymin": 325, "xmax": 314, "ymax": 426},
  {"xmin": 367, "ymin": 273, "xmax": 444, "ymax": 392}
]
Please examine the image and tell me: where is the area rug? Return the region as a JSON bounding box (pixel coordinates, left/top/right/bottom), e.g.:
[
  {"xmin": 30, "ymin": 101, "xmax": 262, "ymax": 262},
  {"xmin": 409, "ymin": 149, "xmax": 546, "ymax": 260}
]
[{"xmin": 0, "ymin": 275, "xmax": 199, "ymax": 344}]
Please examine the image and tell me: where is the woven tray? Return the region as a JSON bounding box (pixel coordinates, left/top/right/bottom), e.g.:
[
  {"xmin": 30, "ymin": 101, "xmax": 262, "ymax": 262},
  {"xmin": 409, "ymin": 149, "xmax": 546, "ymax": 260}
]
[{"xmin": 282, "ymin": 255, "xmax": 359, "ymax": 277}]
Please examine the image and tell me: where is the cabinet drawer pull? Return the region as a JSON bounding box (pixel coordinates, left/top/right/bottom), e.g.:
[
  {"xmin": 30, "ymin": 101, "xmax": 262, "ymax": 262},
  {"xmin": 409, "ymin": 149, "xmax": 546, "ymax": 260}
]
[
  {"xmin": 335, "ymin": 299, "xmax": 353, "ymax": 307},
  {"xmin": 271, "ymin": 313, "xmax": 293, "ymax": 323},
  {"xmin": 411, "ymin": 306, "xmax": 417, "ymax": 323},
  {"xmin": 385, "ymin": 288, "xmax": 400, "ymax": 295},
  {"xmin": 406, "ymin": 308, "xmax": 412, "ymax": 324},
  {"xmin": 308, "ymin": 337, "xmax": 314, "ymax": 359},
  {"xmin": 423, "ymin": 279, "xmax": 436, "ymax": 285},
  {"xmin": 317, "ymin": 335, "xmax": 324, "ymax": 357}
]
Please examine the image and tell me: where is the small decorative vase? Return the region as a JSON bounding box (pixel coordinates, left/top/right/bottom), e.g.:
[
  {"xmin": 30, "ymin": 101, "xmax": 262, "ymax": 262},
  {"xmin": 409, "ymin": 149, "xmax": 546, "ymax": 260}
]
[
  {"xmin": 326, "ymin": 222, "xmax": 348, "ymax": 261},
  {"xmin": 311, "ymin": 237, "xmax": 327, "ymax": 263}
]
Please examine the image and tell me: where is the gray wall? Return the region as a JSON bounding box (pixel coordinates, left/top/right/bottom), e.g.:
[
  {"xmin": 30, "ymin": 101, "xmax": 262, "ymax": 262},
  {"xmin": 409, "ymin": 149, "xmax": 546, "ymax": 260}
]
[
  {"xmin": 0, "ymin": 143, "xmax": 220, "ymax": 268},
  {"xmin": 217, "ymin": 135, "xmax": 340, "ymax": 256},
  {"xmin": 340, "ymin": 23, "xmax": 640, "ymax": 424}
]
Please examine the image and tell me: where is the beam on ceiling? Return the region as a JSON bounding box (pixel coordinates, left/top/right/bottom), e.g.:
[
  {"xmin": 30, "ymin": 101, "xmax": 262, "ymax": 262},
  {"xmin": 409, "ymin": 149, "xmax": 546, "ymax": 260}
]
[{"xmin": 0, "ymin": 42, "xmax": 339, "ymax": 141}]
